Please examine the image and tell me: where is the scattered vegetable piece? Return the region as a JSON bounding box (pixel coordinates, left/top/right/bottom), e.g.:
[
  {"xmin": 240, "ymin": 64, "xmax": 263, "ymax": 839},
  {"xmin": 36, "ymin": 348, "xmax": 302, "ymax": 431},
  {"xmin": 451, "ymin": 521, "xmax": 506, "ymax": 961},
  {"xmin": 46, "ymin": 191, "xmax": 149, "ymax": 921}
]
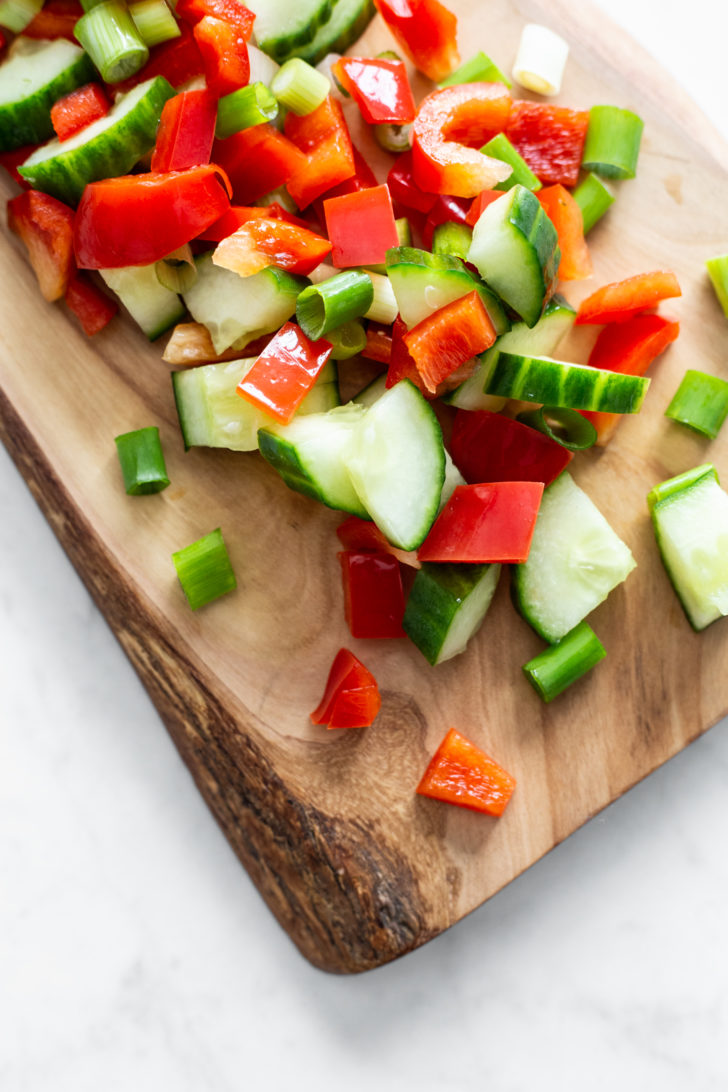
[
  {"xmin": 324, "ymin": 184, "xmax": 399, "ymax": 268},
  {"xmin": 512, "ymin": 23, "xmax": 568, "ymax": 96},
  {"xmin": 581, "ymin": 104, "xmax": 643, "ymax": 180},
  {"xmin": 332, "ymin": 55, "xmax": 415, "ymax": 124},
  {"xmin": 310, "ymin": 647, "xmax": 382, "ymax": 729},
  {"xmin": 272, "ymin": 57, "xmax": 330, "ymax": 116},
  {"xmin": 418, "ymin": 481, "xmax": 543, "ymax": 564},
  {"xmin": 517, "ymin": 405, "xmax": 597, "ymax": 451},
  {"xmin": 450, "ymin": 409, "xmax": 573, "ymax": 486},
  {"xmin": 438, "ymin": 49, "xmax": 510, "ymax": 89},
  {"xmin": 297, "ymin": 270, "xmax": 374, "ymax": 339},
  {"xmin": 338, "ymin": 550, "xmax": 406, "ymax": 638},
  {"xmin": 505, "ymin": 100, "xmax": 588, "ymax": 187},
  {"xmin": 212, "ymin": 123, "xmax": 306, "ymax": 205},
  {"xmin": 373, "ymin": 0, "xmax": 459, "ymax": 83},
  {"xmin": 51, "ymin": 82, "xmax": 110, "ymax": 141},
  {"xmin": 65, "ymin": 271, "xmax": 118, "ymax": 334},
  {"xmin": 403, "ymin": 561, "xmax": 501, "ymax": 664},
  {"xmin": 481, "ymin": 132, "xmax": 542, "ymax": 192},
  {"xmin": 536, "ymin": 183, "xmax": 592, "ymax": 281},
  {"xmin": 576, "ymin": 270, "xmax": 681, "ymax": 324},
  {"xmin": 172, "ymin": 527, "xmax": 237, "ymax": 610},
  {"xmin": 151, "ymin": 87, "xmax": 217, "ymax": 171},
  {"xmin": 7, "ymin": 189, "xmax": 75, "ymax": 301},
  {"xmin": 572, "ymin": 172, "xmax": 614, "ymax": 234},
  {"xmin": 522, "ymin": 622, "xmax": 606, "ymax": 703},
  {"xmin": 336, "ymin": 515, "xmax": 420, "ymax": 568},
  {"xmin": 403, "ymin": 289, "xmax": 496, "ymax": 393},
  {"xmin": 129, "ymin": 0, "xmax": 181, "ymax": 47},
  {"xmin": 665, "ymin": 369, "xmax": 728, "ymax": 439},
  {"xmin": 114, "ymin": 425, "xmax": 170, "ymax": 494},
  {"xmin": 416, "ymin": 727, "xmax": 516, "ymax": 817},
  {"xmin": 74, "ymin": 0, "xmax": 149, "ymax": 83},
  {"xmin": 236, "ymin": 321, "xmax": 332, "ymax": 423},
  {"xmin": 705, "ymin": 254, "xmax": 728, "ymax": 319},
  {"xmin": 213, "ymin": 216, "xmax": 332, "ymax": 276}
]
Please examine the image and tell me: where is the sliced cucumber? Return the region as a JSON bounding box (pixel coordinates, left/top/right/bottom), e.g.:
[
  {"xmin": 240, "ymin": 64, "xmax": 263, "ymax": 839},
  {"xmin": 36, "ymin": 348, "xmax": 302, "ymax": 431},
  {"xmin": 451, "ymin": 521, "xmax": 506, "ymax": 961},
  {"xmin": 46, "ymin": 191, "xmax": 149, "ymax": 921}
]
[
  {"xmin": 18, "ymin": 76, "xmax": 174, "ymax": 205},
  {"xmin": 467, "ymin": 184, "xmax": 560, "ymax": 328},
  {"xmin": 648, "ymin": 464, "xmax": 728, "ymax": 631},
  {"xmin": 444, "ymin": 293, "xmax": 575, "ymax": 410},
  {"xmin": 513, "ymin": 471, "xmax": 636, "ymax": 643},
  {"xmin": 483, "ymin": 352, "xmax": 650, "ymax": 414},
  {"xmin": 252, "ymin": 0, "xmax": 333, "ymax": 61},
  {"xmin": 174, "ymin": 357, "xmax": 339, "ymax": 452},
  {"xmin": 404, "ymin": 562, "xmax": 501, "ymax": 665},
  {"xmin": 183, "ymin": 253, "xmax": 307, "ymax": 355},
  {"xmin": 0, "ymin": 38, "xmax": 94, "ymax": 153},
  {"xmin": 287, "ymin": 0, "xmax": 375, "ymax": 64},
  {"xmin": 100, "ymin": 263, "xmax": 184, "ymax": 340},
  {"xmin": 352, "ymin": 372, "xmax": 388, "ymax": 407},
  {"xmin": 258, "ymin": 402, "xmax": 367, "ymax": 515},
  {"xmin": 385, "ymin": 246, "xmax": 510, "ymax": 334},
  {"xmin": 344, "ymin": 380, "xmax": 445, "ymax": 551}
]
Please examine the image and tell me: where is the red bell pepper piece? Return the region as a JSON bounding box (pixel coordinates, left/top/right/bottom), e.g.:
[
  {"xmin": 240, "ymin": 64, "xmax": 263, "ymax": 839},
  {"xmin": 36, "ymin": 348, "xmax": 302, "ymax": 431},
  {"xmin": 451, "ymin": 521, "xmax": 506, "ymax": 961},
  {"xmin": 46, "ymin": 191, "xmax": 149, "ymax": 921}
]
[
  {"xmin": 310, "ymin": 648, "xmax": 381, "ymax": 729},
  {"xmin": 176, "ymin": 0, "xmax": 255, "ymax": 38},
  {"xmin": 50, "ymin": 83, "xmax": 110, "ymax": 142},
  {"xmin": 64, "ymin": 272, "xmax": 117, "ymax": 335},
  {"xmin": 423, "ymin": 193, "xmax": 470, "ymax": 249},
  {"xmin": 236, "ymin": 321, "xmax": 332, "ymax": 423},
  {"xmin": 536, "ymin": 184, "xmax": 592, "ymax": 282},
  {"xmin": 416, "ymin": 727, "xmax": 516, "ymax": 816},
  {"xmin": 465, "ymin": 189, "xmax": 506, "ymax": 227},
  {"xmin": 336, "ymin": 515, "xmax": 421, "ymax": 568},
  {"xmin": 311, "ymin": 144, "xmax": 377, "ymax": 226},
  {"xmin": 331, "ymin": 56, "xmax": 415, "ymax": 124},
  {"xmin": 212, "ymin": 123, "xmax": 306, "ymax": 205},
  {"xmin": 450, "ymin": 409, "xmax": 572, "ymax": 487},
  {"xmin": 417, "ymin": 481, "xmax": 544, "ymax": 563},
  {"xmin": 580, "ymin": 313, "xmax": 680, "ymax": 443},
  {"xmin": 285, "ymin": 98, "xmax": 356, "ymax": 209},
  {"xmin": 387, "ymin": 151, "xmax": 437, "ymax": 215},
  {"xmin": 362, "ymin": 322, "xmax": 393, "ymax": 365},
  {"xmin": 213, "ymin": 216, "xmax": 332, "ymax": 276},
  {"xmin": 386, "ymin": 316, "xmax": 428, "ymax": 394},
  {"xmin": 373, "ymin": 0, "xmax": 459, "ymax": 83},
  {"xmin": 284, "ymin": 96, "xmax": 344, "ymax": 149},
  {"xmin": 198, "ymin": 201, "xmax": 309, "ymax": 241},
  {"xmin": 324, "ymin": 184, "xmax": 399, "ymax": 268},
  {"xmin": 23, "ymin": 0, "xmax": 82, "ymax": 40},
  {"xmin": 0, "ymin": 28, "xmax": 5, "ymax": 53},
  {"xmin": 7, "ymin": 190, "xmax": 76, "ymax": 302},
  {"xmin": 74, "ymin": 165, "xmax": 231, "ymax": 269},
  {"xmin": 505, "ymin": 101, "xmax": 589, "ymax": 188},
  {"xmin": 412, "ymin": 83, "xmax": 513, "ymax": 197},
  {"xmin": 576, "ymin": 270, "xmax": 681, "ymax": 325},
  {"xmin": 403, "ymin": 290, "xmax": 496, "ymax": 393},
  {"xmin": 193, "ymin": 15, "xmax": 249, "ymax": 96},
  {"xmin": 151, "ymin": 88, "xmax": 217, "ymax": 172},
  {"xmin": 338, "ymin": 550, "xmax": 406, "ymax": 638},
  {"xmin": 115, "ymin": 24, "xmax": 205, "ymax": 92}
]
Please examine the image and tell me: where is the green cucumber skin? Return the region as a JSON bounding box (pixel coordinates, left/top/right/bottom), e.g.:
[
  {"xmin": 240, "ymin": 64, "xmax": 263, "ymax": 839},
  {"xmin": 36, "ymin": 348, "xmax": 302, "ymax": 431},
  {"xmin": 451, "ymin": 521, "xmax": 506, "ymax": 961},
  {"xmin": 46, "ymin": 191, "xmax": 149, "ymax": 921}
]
[
  {"xmin": 258, "ymin": 429, "xmax": 331, "ymax": 507},
  {"xmin": 403, "ymin": 562, "xmax": 501, "ymax": 665},
  {"xmin": 485, "ymin": 352, "xmax": 650, "ymax": 414},
  {"xmin": 284, "ymin": 0, "xmax": 375, "ymax": 64},
  {"xmin": 0, "ymin": 44, "xmax": 95, "ymax": 153},
  {"xmin": 18, "ymin": 76, "xmax": 175, "ymax": 205},
  {"xmin": 254, "ymin": 0, "xmax": 334, "ymax": 60}
]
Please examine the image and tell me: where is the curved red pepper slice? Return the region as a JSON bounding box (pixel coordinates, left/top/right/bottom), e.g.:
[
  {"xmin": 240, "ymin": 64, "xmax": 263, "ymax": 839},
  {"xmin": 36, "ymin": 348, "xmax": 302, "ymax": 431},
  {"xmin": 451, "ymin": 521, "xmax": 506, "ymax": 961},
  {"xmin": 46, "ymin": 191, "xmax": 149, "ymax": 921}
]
[
  {"xmin": 374, "ymin": 0, "xmax": 459, "ymax": 83},
  {"xmin": 214, "ymin": 217, "xmax": 332, "ymax": 276},
  {"xmin": 417, "ymin": 727, "xmax": 516, "ymax": 816},
  {"xmin": 576, "ymin": 270, "xmax": 681, "ymax": 325},
  {"xmin": 536, "ymin": 184, "xmax": 592, "ymax": 281},
  {"xmin": 332, "ymin": 56, "xmax": 415, "ymax": 124},
  {"xmin": 387, "ymin": 151, "xmax": 437, "ymax": 214},
  {"xmin": 310, "ymin": 648, "xmax": 381, "ymax": 729}
]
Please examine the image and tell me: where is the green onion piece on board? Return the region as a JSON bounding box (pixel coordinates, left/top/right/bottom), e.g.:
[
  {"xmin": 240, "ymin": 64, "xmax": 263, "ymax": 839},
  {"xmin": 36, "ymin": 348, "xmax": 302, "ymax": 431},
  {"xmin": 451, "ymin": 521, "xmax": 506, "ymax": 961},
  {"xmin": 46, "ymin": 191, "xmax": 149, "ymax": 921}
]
[
  {"xmin": 646, "ymin": 463, "xmax": 717, "ymax": 511},
  {"xmin": 572, "ymin": 172, "xmax": 614, "ymax": 233},
  {"xmin": 523, "ymin": 622, "xmax": 606, "ymax": 702},
  {"xmin": 115, "ymin": 426, "xmax": 170, "ymax": 495},
  {"xmin": 517, "ymin": 405, "xmax": 597, "ymax": 451},
  {"xmin": 438, "ymin": 50, "xmax": 511, "ymax": 89},
  {"xmin": 664, "ymin": 369, "xmax": 728, "ymax": 439},
  {"xmin": 374, "ymin": 122, "xmax": 412, "ymax": 154},
  {"xmin": 215, "ymin": 82, "xmax": 278, "ymax": 139},
  {"xmin": 481, "ymin": 132, "xmax": 542, "ymax": 192},
  {"xmin": 74, "ymin": 0, "xmax": 149, "ymax": 83},
  {"xmin": 129, "ymin": 0, "xmax": 179, "ymax": 47},
  {"xmin": 172, "ymin": 528, "xmax": 237, "ymax": 610},
  {"xmin": 705, "ymin": 254, "xmax": 728, "ymax": 319},
  {"xmin": 296, "ymin": 271, "xmax": 374, "ymax": 339},
  {"xmin": 432, "ymin": 221, "xmax": 473, "ymax": 262},
  {"xmin": 271, "ymin": 58, "xmax": 330, "ymax": 116},
  {"xmin": 581, "ymin": 105, "xmax": 644, "ymax": 180},
  {"xmin": 325, "ymin": 319, "xmax": 367, "ymax": 359},
  {"xmin": 0, "ymin": 0, "xmax": 42, "ymax": 33}
]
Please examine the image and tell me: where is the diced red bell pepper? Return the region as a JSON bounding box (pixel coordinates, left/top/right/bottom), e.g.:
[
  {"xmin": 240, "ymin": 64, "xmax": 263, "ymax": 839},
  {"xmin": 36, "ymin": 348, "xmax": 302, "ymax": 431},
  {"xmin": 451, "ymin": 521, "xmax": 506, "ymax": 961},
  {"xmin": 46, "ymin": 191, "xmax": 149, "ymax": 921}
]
[
  {"xmin": 336, "ymin": 515, "xmax": 420, "ymax": 568},
  {"xmin": 212, "ymin": 124, "xmax": 306, "ymax": 204},
  {"xmin": 423, "ymin": 193, "xmax": 470, "ymax": 249},
  {"xmin": 176, "ymin": 0, "xmax": 255, "ymax": 38},
  {"xmin": 236, "ymin": 321, "xmax": 332, "ymax": 423},
  {"xmin": 198, "ymin": 201, "xmax": 309, "ymax": 241},
  {"xmin": 505, "ymin": 101, "xmax": 589, "ymax": 188},
  {"xmin": 115, "ymin": 24, "xmax": 204, "ymax": 92},
  {"xmin": 404, "ymin": 290, "xmax": 496, "ymax": 393},
  {"xmin": 576, "ymin": 270, "xmax": 681, "ymax": 325},
  {"xmin": 450, "ymin": 409, "xmax": 572, "ymax": 486},
  {"xmin": 74, "ymin": 165, "xmax": 231, "ymax": 268},
  {"xmin": 212, "ymin": 216, "xmax": 332, "ymax": 276},
  {"xmin": 412, "ymin": 83, "xmax": 513, "ymax": 197},
  {"xmin": 387, "ymin": 151, "xmax": 437, "ymax": 215},
  {"xmin": 417, "ymin": 481, "xmax": 544, "ymax": 563},
  {"xmin": 310, "ymin": 648, "xmax": 381, "ymax": 729},
  {"xmin": 23, "ymin": 0, "xmax": 82, "ymax": 40},
  {"xmin": 338, "ymin": 550, "xmax": 406, "ymax": 638},
  {"xmin": 284, "ymin": 96, "xmax": 344, "ymax": 149},
  {"xmin": 386, "ymin": 316, "xmax": 429, "ymax": 394},
  {"xmin": 324, "ymin": 184, "xmax": 399, "ymax": 268},
  {"xmin": 373, "ymin": 0, "xmax": 459, "ymax": 83},
  {"xmin": 465, "ymin": 188, "xmax": 504, "ymax": 226},
  {"xmin": 416, "ymin": 727, "xmax": 516, "ymax": 816},
  {"xmin": 50, "ymin": 83, "xmax": 110, "ymax": 142},
  {"xmin": 285, "ymin": 97, "xmax": 355, "ymax": 209},
  {"xmin": 580, "ymin": 313, "xmax": 680, "ymax": 443},
  {"xmin": 0, "ymin": 28, "xmax": 5, "ymax": 53},
  {"xmin": 7, "ymin": 190, "xmax": 76, "ymax": 302},
  {"xmin": 151, "ymin": 88, "xmax": 217, "ymax": 172},
  {"xmin": 193, "ymin": 15, "xmax": 249, "ymax": 96},
  {"xmin": 362, "ymin": 322, "xmax": 393, "ymax": 364},
  {"xmin": 311, "ymin": 144, "xmax": 377, "ymax": 226},
  {"xmin": 65, "ymin": 272, "xmax": 118, "ymax": 336},
  {"xmin": 331, "ymin": 56, "xmax": 415, "ymax": 125},
  {"xmin": 537, "ymin": 184, "xmax": 592, "ymax": 282}
]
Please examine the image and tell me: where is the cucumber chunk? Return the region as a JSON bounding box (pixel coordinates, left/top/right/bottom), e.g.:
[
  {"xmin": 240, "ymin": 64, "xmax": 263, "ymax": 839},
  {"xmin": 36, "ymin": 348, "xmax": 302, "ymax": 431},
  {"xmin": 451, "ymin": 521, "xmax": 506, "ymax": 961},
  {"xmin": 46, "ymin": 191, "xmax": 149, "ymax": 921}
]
[
  {"xmin": 252, "ymin": 0, "xmax": 333, "ymax": 61},
  {"xmin": 0, "ymin": 38, "xmax": 94, "ymax": 152},
  {"xmin": 403, "ymin": 562, "xmax": 501, "ymax": 665},
  {"xmin": 100, "ymin": 263, "xmax": 184, "ymax": 340},
  {"xmin": 484, "ymin": 352, "xmax": 650, "ymax": 414},
  {"xmin": 18, "ymin": 75, "xmax": 174, "ymax": 204},
  {"xmin": 287, "ymin": 0, "xmax": 375, "ymax": 64},
  {"xmin": 385, "ymin": 246, "xmax": 509, "ymax": 334},
  {"xmin": 513, "ymin": 471, "xmax": 636, "ymax": 642}
]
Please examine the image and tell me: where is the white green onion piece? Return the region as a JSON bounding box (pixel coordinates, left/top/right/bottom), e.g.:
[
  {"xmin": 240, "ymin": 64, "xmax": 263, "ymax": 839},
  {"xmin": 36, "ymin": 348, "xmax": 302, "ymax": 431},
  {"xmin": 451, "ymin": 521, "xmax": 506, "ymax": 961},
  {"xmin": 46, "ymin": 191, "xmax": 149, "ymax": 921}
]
[
  {"xmin": 374, "ymin": 122, "xmax": 412, "ymax": 154},
  {"xmin": 364, "ymin": 272, "xmax": 398, "ymax": 324},
  {"xmin": 480, "ymin": 132, "xmax": 541, "ymax": 192},
  {"xmin": 664, "ymin": 369, "xmax": 728, "ymax": 439},
  {"xmin": 296, "ymin": 271, "xmax": 374, "ymax": 339},
  {"xmin": 271, "ymin": 58, "xmax": 330, "ymax": 116},
  {"xmin": 523, "ymin": 622, "xmax": 606, "ymax": 702},
  {"xmin": 438, "ymin": 50, "xmax": 511, "ymax": 89},
  {"xmin": 247, "ymin": 43, "xmax": 280, "ymax": 88},
  {"xmin": 582, "ymin": 105, "xmax": 644, "ymax": 180},
  {"xmin": 512, "ymin": 23, "xmax": 569, "ymax": 96},
  {"xmin": 74, "ymin": 0, "xmax": 149, "ymax": 83},
  {"xmin": 115, "ymin": 426, "xmax": 170, "ymax": 495},
  {"xmin": 129, "ymin": 0, "xmax": 180, "ymax": 47},
  {"xmin": 325, "ymin": 319, "xmax": 367, "ymax": 359},
  {"xmin": 216, "ymin": 82, "xmax": 278, "ymax": 139},
  {"xmin": 517, "ymin": 405, "xmax": 597, "ymax": 451},
  {"xmin": 705, "ymin": 254, "xmax": 728, "ymax": 318},
  {"xmin": 572, "ymin": 172, "xmax": 614, "ymax": 233},
  {"xmin": 172, "ymin": 528, "xmax": 237, "ymax": 610},
  {"xmin": 0, "ymin": 0, "xmax": 42, "ymax": 33}
]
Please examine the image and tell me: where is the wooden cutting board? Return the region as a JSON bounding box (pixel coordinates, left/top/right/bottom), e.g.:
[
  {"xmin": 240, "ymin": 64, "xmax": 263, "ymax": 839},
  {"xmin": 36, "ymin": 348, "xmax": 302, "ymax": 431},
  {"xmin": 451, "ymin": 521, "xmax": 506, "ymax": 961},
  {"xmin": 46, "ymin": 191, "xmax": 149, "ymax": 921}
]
[{"xmin": 3, "ymin": 0, "xmax": 728, "ymax": 974}]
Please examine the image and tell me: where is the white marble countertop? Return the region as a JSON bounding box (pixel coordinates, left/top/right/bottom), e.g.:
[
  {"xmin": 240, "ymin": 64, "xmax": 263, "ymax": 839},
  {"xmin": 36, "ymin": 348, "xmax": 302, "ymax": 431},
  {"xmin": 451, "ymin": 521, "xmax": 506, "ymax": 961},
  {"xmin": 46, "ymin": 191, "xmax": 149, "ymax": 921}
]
[{"xmin": 3, "ymin": 4, "xmax": 728, "ymax": 1088}]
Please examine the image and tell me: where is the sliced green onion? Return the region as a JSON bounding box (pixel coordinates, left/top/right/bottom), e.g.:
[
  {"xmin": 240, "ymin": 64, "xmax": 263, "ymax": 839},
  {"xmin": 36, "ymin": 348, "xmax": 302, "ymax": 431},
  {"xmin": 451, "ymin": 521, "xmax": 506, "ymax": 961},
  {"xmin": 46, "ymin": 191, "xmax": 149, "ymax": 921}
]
[
  {"xmin": 517, "ymin": 405, "xmax": 597, "ymax": 451},
  {"xmin": 256, "ymin": 186, "xmax": 298, "ymax": 213},
  {"xmin": 376, "ymin": 49, "xmax": 401, "ymax": 61},
  {"xmin": 271, "ymin": 57, "xmax": 330, "ymax": 116},
  {"xmin": 374, "ymin": 122, "xmax": 412, "ymax": 154},
  {"xmin": 432, "ymin": 221, "xmax": 473, "ymax": 262},
  {"xmin": 0, "ymin": 0, "xmax": 42, "ymax": 33},
  {"xmin": 481, "ymin": 132, "xmax": 542, "ymax": 192},
  {"xmin": 115, "ymin": 426, "xmax": 170, "ymax": 495},
  {"xmin": 364, "ymin": 271, "xmax": 398, "ymax": 324},
  {"xmin": 647, "ymin": 463, "xmax": 717, "ymax": 512},
  {"xmin": 664, "ymin": 369, "xmax": 728, "ymax": 439},
  {"xmin": 216, "ymin": 81, "xmax": 278, "ymax": 139},
  {"xmin": 582, "ymin": 105, "xmax": 644, "ymax": 180},
  {"xmin": 296, "ymin": 271, "xmax": 374, "ymax": 339},
  {"xmin": 74, "ymin": 0, "xmax": 149, "ymax": 83},
  {"xmin": 438, "ymin": 50, "xmax": 511, "ymax": 89},
  {"xmin": 155, "ymin": 244, "xmax": 197, "ymax": 293},
  {"xmin": 523, "ymin": 622, "xmax": 606, "ymax": 702},
  {"xmin": 129, "ymin": 0, "xmax": 180, "ymax": 47},
  {"xmin": 172, "ymin": 528, "xmax": 237, "ymax": 610},
  {"xmin": 572, "ymin": 172, "xmax": 614, "ymax": 233},
  {"xmin": 512, "ymin": 23, "xmax": 569, "ymax": 96},
  {"xmin": 705, "ymin": 254, "xmax": 728, "ymax": 319},
  {"xmin": 326, "ymin": 319, "xmax": 367, "ymax": 359}
]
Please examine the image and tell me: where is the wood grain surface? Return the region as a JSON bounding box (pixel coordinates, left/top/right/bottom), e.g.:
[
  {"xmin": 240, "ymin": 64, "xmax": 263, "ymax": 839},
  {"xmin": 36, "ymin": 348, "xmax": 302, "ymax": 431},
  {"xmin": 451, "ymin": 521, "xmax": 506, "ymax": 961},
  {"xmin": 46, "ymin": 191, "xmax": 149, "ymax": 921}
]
[{"xmin": 3, "ymin": 0, "xmax": 728, "ymax": 974}]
